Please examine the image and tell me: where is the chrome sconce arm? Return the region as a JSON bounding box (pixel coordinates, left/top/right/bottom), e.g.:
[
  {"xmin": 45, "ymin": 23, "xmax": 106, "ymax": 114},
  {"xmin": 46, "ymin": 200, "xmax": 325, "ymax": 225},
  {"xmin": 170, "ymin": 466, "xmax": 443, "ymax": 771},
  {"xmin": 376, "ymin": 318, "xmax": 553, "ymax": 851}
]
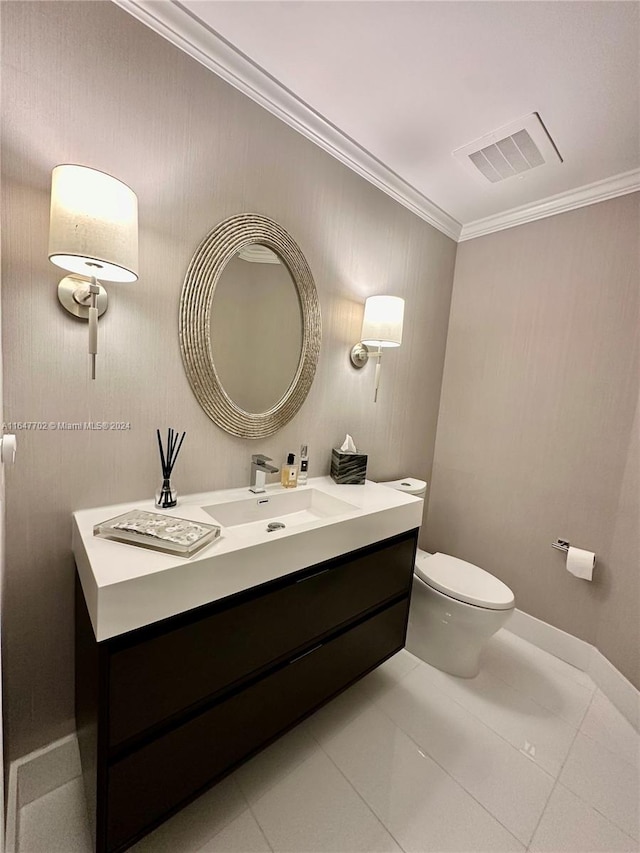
[{"xmin": 350, "ymin": 343, "xmax": 384, "ymax": 402}]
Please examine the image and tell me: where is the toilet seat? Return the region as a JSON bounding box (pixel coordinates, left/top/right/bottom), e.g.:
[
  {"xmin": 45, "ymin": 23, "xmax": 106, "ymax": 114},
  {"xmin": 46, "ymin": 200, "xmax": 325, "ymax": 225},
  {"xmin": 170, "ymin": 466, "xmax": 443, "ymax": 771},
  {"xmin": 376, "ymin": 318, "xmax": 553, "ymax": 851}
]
[{"xmin": 415, "ymin": 552, "xmax": 514, "ymax": 611}]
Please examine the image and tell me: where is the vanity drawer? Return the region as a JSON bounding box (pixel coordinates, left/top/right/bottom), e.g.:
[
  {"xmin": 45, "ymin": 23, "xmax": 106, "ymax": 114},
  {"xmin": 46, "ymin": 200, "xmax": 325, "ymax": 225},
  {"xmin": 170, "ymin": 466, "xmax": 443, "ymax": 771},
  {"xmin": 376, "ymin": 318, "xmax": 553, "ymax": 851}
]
[
  {"xmin": 108, "ymin": 530, "xmax": 416, "ymax": 747},
  {"xmin": 106, "ymin": 599, "xmax": 408, "ymax": 852}
]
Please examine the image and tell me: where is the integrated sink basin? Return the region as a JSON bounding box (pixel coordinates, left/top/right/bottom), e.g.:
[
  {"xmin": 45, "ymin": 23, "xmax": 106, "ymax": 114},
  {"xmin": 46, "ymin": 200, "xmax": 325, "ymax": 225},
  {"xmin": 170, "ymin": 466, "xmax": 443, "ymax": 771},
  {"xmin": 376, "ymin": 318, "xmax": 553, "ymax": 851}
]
[{"xmin": 202, "ymin": 488, "xmax": 357, "ymax": 532}]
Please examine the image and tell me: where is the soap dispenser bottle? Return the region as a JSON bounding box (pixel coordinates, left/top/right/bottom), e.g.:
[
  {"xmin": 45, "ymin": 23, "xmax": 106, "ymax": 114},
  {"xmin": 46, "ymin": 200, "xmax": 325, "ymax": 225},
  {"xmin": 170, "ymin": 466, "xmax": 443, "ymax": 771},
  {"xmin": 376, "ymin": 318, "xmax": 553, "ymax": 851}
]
[
  {"xmin": 281, "ymin": 453, "xmax": 298, "ymax": 488},
  {"xmin": 299, "ymin": 444, "xmax": 309, "ymax": 485}
]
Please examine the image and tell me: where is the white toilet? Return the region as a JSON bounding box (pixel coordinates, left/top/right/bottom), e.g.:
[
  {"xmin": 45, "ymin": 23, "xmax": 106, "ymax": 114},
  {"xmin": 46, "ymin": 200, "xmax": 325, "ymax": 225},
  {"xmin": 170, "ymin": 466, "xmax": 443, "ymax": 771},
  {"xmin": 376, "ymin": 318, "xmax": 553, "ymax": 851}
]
[{"xmin": 380, "ymin": 478, "xmax": 515, "ymax": 678}]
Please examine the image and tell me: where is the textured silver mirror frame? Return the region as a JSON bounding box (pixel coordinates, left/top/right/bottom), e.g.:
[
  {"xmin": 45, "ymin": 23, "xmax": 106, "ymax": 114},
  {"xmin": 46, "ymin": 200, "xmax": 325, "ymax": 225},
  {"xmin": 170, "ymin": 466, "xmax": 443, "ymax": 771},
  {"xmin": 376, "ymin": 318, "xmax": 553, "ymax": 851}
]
[{"xmin": 180, "ymin": 213, "xmax": 322, "ymax": 439}]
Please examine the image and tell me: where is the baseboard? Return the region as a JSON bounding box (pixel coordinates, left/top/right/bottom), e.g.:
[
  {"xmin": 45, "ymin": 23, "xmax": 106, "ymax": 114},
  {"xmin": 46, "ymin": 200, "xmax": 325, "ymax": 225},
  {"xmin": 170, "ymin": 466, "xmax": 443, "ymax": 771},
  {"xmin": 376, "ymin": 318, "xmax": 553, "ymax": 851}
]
[
  {"xmin": 5, "ymin": 733, "xmax": 81, "ymax": 853},
  {"xmin": 507, "ymin": 608, "xmax": 639, "ymax": 732},
  {"xmin": 506, "ymin": 608, "xmax": 594, "ymax": 671},
  {"xmin": 588, "ymin": 650, "xmax": 640, "ymax": 732}
]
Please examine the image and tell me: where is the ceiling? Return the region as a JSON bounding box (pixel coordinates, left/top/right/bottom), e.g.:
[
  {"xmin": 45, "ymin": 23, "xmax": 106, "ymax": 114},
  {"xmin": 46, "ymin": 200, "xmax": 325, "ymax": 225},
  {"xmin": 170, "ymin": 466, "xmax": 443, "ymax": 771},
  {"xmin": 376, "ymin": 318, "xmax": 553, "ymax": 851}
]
[{"xmin": 119, "ymin": 1, "xmax": 640, "ymax": 240}]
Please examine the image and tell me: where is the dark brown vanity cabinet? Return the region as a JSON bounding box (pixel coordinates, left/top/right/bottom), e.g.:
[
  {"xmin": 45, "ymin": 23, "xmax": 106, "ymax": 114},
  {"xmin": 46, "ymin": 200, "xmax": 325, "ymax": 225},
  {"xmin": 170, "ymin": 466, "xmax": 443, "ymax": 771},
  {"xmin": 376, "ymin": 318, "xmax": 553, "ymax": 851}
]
[{"xmin": 76, "ymin": 528, "xmax": 418, "ymax": 853}]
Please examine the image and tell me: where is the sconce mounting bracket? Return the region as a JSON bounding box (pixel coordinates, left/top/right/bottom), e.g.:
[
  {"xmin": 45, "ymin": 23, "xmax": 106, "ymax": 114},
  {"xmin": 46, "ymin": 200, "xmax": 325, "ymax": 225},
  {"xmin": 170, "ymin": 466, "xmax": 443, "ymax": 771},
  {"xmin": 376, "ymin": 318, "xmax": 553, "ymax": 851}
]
[
  {"xmin": 350, "ymin": 342, "xmax": 370, "ymax": 368},
  {"xmin": 58, "ymin": 275, "xmax": 108, "ymax": 320}
]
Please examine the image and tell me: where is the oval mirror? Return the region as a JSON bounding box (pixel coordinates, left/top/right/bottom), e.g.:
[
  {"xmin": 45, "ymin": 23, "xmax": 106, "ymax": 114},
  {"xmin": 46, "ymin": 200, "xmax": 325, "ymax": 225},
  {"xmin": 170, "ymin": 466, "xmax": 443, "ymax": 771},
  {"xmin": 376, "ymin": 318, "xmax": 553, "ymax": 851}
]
[{"xmin": 180, "ymin": 214, "xmax": 321, "ymax": 438}]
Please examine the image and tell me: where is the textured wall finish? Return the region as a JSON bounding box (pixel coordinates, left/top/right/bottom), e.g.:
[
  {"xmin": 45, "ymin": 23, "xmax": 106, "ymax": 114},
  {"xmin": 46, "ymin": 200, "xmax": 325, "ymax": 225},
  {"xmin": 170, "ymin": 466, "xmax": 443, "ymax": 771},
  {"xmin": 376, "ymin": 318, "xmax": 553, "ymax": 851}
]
[
  {"xmin": 427, "ymin": 193, "xmax": 640, "ymax": 687},
  {"xmin": 0, "ymin": 2, "xmax": 456, "ymax": 759},
  {"xmin": 596, "ymin": 389, "xmax": 639, "ymax": 687}
]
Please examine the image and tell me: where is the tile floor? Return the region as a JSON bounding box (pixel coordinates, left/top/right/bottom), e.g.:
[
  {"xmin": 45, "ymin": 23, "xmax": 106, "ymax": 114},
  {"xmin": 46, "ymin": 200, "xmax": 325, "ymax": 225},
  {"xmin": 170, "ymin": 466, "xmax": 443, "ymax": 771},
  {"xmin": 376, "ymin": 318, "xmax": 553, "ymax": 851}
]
[{"xmin": 17, "ymin": 629, "xmax": 640, "ymax": 852}]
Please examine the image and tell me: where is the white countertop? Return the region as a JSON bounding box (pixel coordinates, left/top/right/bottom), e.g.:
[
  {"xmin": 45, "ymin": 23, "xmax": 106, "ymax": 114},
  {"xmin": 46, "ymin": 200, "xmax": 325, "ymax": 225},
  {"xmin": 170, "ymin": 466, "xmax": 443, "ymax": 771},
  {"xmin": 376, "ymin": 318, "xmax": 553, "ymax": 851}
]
[{"xmin": 72, "ymin": 476, "xmax": 423, "ymax": 641}]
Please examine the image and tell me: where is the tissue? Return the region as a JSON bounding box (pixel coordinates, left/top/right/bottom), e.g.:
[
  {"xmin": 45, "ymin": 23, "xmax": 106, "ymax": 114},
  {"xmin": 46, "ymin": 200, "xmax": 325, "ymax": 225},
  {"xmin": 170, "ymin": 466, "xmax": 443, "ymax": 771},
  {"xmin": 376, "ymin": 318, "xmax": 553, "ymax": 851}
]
[
  {"xmin": 566, "ymin": 546, "xmax": 596, "ymax": 581},
  {"xmin": 340, "ymin": 434, "xmax": 357, "ymax": 452}
]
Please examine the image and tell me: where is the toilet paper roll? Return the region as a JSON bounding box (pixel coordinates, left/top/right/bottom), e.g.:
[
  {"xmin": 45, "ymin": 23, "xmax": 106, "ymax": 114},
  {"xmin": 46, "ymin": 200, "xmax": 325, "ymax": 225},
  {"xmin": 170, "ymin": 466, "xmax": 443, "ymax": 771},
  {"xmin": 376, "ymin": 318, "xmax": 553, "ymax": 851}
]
[{"xmin": 566, "ymin": 546, "xmax": 596, "ymax": 581}]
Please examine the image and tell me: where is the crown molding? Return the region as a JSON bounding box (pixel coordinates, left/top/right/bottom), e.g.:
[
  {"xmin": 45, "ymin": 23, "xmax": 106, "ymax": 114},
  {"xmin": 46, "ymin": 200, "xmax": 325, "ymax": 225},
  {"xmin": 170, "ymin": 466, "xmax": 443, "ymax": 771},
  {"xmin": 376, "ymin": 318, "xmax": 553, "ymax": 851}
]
[
  {"xmin": 459, "ymin": 168, "xmax": 640, "ymax": 241},
  {"xmin": 112, "ymin": 0, "xmax": 462, "ymax": 241}
]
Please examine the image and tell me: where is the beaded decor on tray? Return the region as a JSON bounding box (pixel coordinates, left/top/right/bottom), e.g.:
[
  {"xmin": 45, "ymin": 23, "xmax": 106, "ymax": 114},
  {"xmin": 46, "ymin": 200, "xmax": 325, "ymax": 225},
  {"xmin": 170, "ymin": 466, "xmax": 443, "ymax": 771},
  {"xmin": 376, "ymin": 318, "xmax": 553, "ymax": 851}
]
[{"xmin": 94, "ymin": 510, "xmax": 220, "ymax": 557}]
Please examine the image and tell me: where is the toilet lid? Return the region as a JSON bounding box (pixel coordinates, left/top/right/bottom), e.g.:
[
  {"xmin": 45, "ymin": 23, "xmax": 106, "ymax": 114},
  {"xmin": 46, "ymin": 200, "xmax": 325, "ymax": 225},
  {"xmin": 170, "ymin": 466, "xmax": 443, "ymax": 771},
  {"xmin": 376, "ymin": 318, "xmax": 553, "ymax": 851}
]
[
  {"xmin": 379, "ymin": 477, "xmax": 427, "ymax": 497},
  {"xmin": 416, "ymin": 552, "xmax": 514, "ymax": 610}
]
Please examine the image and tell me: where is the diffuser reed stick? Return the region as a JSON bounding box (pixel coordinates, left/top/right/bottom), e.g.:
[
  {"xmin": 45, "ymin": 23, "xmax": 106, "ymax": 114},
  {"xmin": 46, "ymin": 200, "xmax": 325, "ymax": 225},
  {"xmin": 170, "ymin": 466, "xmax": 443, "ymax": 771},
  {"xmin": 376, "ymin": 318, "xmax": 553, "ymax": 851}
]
[{"xmin": 155, "ymin": 427, "xmax": 186, "ymax": 508}]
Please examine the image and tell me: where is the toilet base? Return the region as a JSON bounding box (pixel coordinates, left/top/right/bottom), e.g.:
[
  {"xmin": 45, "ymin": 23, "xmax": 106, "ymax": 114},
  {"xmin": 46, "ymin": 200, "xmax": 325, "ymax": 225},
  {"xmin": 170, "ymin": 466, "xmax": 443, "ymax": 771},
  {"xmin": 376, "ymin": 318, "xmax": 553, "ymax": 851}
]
[
  {"xmin": 406, "ymin": 574, "xmax": 514, "ymax": 678},
  {"xmin": 406, "ymin": 621, "xmax": 483, "ymax": 678}
]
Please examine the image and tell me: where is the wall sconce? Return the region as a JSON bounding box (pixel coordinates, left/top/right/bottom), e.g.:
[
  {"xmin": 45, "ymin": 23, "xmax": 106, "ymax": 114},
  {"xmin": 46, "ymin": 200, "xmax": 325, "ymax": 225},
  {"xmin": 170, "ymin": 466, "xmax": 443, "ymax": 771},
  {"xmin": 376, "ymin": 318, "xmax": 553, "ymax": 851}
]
[
  {"xmin": 350, "ymin": 295, "xmax": 404, "ymax": 402},
  {"xmin": 48, "ymin": 164, "xmax": 138, "ymax": 379}
]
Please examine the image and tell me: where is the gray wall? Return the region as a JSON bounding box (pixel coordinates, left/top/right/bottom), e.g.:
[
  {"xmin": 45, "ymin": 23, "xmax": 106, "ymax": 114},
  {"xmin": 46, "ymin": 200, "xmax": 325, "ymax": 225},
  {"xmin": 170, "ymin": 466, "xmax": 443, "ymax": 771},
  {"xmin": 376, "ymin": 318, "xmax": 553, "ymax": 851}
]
[
  {"xmin": 596, "ymin": 385, "xmax": 639, "ymax": 685},
  {"xmin": 427, "ymin": 193, "xmax": 640, "ymax": 687},
  {"xmin": 0, "ymin": 1, "xmax": 456, "ymax": 760}
]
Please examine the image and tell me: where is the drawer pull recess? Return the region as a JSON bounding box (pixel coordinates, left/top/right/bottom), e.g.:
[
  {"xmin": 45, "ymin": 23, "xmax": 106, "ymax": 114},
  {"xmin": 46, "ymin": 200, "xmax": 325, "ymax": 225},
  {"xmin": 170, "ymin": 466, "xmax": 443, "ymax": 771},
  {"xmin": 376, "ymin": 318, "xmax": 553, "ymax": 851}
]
[
  {"xmin": 296, "ymin": 567, "xmax": 331, "ymax": 583},
  {"xmin": 289, "ymin": 644, "xmax": 323, "ymax": 664}
]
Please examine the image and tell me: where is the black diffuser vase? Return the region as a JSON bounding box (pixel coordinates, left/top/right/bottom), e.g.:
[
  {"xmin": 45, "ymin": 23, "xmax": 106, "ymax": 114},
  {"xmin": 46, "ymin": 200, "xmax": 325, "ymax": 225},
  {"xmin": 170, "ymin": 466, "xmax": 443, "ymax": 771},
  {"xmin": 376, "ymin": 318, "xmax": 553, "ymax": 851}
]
[{"xmin": 155, "ymin": 428, "xmax": 185, "ymax": 509}]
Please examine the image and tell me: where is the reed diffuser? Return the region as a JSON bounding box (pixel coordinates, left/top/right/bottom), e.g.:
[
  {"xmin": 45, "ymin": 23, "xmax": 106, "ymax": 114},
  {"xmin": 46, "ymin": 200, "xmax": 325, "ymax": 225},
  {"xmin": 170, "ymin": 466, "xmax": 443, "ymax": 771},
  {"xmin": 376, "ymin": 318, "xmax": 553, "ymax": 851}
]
[{"xmin": 155, "ymin": 427, "xmax": 186, "ymax": 509}]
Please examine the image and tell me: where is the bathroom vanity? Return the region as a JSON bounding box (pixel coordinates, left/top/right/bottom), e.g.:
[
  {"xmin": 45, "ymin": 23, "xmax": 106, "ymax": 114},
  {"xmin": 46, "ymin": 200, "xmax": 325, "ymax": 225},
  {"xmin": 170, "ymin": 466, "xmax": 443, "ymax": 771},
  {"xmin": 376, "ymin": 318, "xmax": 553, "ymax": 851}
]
[{"xmin": 73, "ymin": 478, "xmax": 422, "ymax": 853}]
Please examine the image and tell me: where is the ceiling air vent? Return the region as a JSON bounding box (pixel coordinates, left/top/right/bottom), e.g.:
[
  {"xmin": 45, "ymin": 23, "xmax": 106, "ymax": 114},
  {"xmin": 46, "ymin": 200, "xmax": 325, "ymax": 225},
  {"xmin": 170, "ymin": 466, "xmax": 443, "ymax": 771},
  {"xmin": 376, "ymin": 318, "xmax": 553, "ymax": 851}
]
[{"xmin": 453, "ymin": 113, "xmax": 562, "ymax": 184}]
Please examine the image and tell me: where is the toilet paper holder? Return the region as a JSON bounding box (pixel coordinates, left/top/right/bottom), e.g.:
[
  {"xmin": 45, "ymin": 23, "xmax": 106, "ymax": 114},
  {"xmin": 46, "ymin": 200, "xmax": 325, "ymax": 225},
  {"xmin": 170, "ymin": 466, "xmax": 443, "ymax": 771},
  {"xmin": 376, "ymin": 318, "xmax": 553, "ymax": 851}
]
[{"xmin": 551, "ymin": 539, "xmax": 570, "ymax": 552}]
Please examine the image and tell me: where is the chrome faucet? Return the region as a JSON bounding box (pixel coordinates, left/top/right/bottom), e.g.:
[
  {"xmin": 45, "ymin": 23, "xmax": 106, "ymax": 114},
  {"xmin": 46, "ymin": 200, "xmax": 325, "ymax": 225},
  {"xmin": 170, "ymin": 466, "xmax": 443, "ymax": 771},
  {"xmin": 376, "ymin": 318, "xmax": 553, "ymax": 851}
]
[{"xmin": 249, "ymin": 454, "xmax": 279, "ymax": 493}]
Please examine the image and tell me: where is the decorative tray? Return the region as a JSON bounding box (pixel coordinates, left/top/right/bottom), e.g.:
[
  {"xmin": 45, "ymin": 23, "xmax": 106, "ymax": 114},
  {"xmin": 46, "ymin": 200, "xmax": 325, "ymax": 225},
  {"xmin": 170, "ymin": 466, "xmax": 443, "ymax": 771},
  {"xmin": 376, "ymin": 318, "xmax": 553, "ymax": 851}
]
[{"xmin": 93, "ymin": 510, "xmax": 221, "ymax": 557}]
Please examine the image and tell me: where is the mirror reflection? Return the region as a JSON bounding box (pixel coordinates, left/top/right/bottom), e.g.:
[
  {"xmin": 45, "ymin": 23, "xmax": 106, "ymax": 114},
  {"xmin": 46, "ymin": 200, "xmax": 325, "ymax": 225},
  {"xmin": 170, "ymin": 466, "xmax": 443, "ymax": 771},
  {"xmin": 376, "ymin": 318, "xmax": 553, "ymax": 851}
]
[{"xmin": 210, "ymin": 244, "xmax": 303, "ymax": 414}]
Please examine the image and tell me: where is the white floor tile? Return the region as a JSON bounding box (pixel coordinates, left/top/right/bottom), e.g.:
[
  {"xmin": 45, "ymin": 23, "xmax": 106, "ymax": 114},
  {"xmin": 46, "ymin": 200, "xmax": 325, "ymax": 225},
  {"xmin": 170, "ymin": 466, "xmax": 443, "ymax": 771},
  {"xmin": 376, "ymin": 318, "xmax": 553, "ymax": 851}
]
[
  {"xmin": 529, "ymin": 783, "xmax": 638, "ymax": 852},
  {"xmin": 375, "ymin": 666, "xmax": 554, "ymax": 845},
  {"xmin": 18, "ymin": 777, "xmax": 92, "ymax": 853},
  {"xmin": 233, "ymin": 723, "xmax": 320, "ymax": 804},
  {"xmin": 484, "ymin": 631, "xmax": 595, "ymax": 726},
  {"xmin": 129, "ymin": 775, "xmax": 247, "ymax": 853},
  {"xmin": 14, "ymin": 635, "xmax": 636, "ymax": 853},
  {"xmin": 560, "ymin": 732, "xmax": 640, "ymax": 841},
  {"xmin": 379, "ymin": 648, "xmax": 423, "ymax": 676},
  {"xmin": 321, "ymin": 703, "xmax": 523, "ymax": 852},
  {"xmin": 197, "ymin": 809, "xmax": 272, "ymax": 852},
  {"xmin": 250, "ymin": 750, "xmax": 401, "ymax": 852},
  {"xmin": 580, "ymin": 690, "xmax": 640, "ymax": 767},
  {"xmin": 417, "ymin": 660, "xmax": 577, "ymax": 777}
]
